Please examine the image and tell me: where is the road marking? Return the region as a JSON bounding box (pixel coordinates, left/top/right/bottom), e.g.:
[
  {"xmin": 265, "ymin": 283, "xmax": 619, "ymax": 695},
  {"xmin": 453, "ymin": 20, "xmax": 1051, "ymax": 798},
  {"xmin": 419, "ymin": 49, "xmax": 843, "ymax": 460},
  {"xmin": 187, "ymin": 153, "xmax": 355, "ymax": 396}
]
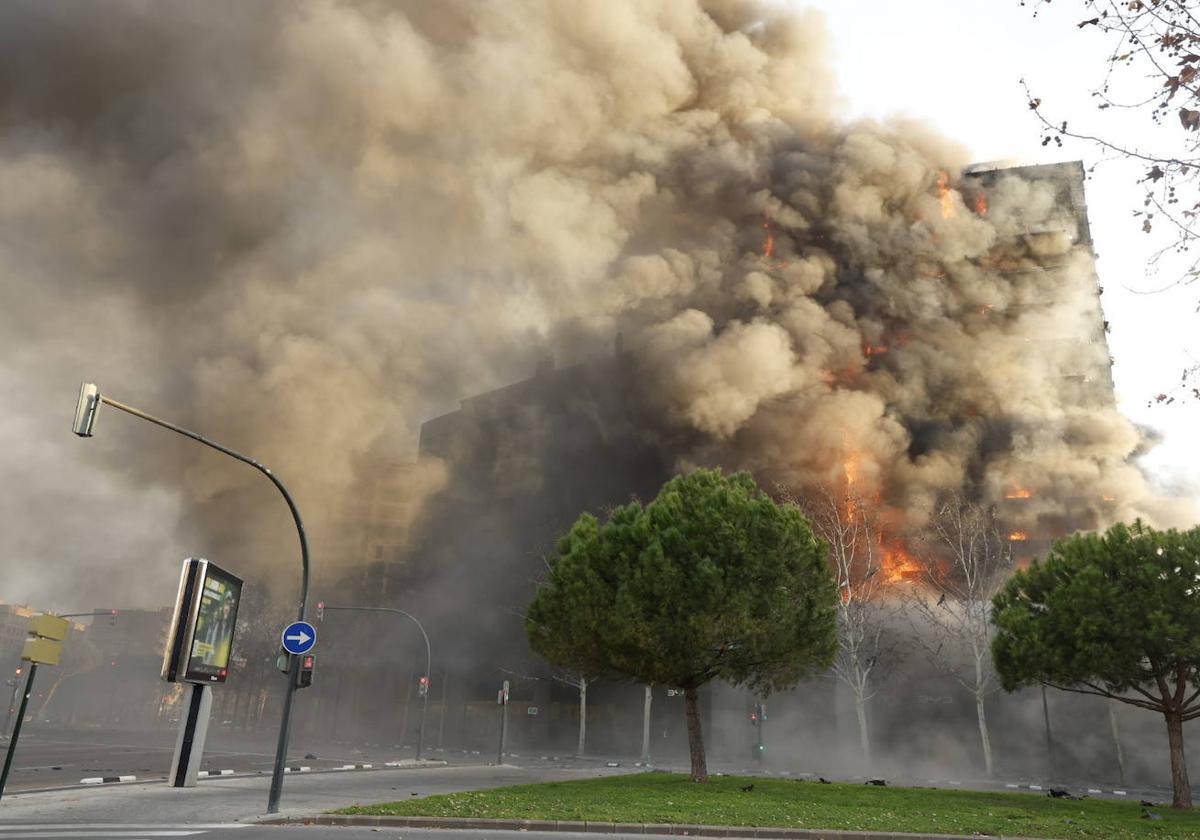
[
  {"xmin": 0, "ymin": 826, "xmax": 249, "ymax": 831},
  {"xmin": 0, "ymin": 833, "xmax": 206, "ymax": 838},
  {"xmin": 14, "ymin": 765, "xmax": 72, "ymax": 771}
]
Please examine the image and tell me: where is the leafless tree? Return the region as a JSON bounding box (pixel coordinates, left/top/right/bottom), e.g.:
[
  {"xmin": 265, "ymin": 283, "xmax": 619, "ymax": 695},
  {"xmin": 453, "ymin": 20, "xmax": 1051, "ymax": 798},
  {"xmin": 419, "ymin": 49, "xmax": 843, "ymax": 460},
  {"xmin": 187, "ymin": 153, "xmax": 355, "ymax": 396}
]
[
  {"xmin": 906, "ymin": 494, "xmax": 1014, "ymax": 777},
  {"xmin": 794, "ymin": 485, "xmax": 899, "ymax": 773},
  {"xmin": 1024, "ymin": 0, "xmax": 1200, "ymax": 401}
]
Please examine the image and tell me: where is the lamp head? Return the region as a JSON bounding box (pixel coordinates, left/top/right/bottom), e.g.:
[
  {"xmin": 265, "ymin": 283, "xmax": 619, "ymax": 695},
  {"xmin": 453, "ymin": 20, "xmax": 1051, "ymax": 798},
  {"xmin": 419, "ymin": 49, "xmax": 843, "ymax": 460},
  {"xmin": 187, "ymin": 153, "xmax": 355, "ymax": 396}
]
[{"xmin": 73, "ymin": 382, "xmax": 99, "ymax": 437}]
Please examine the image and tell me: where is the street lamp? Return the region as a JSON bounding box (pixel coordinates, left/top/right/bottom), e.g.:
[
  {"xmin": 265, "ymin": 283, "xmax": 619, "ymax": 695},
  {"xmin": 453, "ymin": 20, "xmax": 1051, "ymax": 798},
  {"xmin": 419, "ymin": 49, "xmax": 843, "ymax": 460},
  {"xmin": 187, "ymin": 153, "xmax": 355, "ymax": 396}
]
[
  {"xmin": 72, "ymin": 382, "xmax": 310, "ymax": 814},
  {"xmin": 317, "ymin": 604, "xmax": 432, "ymax": 760}
]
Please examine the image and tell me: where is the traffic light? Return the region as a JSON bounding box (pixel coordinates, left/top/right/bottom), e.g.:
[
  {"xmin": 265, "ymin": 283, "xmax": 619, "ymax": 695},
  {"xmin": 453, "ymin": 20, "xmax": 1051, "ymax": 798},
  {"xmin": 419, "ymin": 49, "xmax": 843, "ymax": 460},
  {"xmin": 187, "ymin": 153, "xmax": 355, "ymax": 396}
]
[
  {"xmin": 418, "ymin": 675, "xmax": 430, "ymax": 697},
  {"xmin": 749, "ymin": 711, "xmax": 758, "ymax": 726},
  {"xmin": 296, "ymin": 654, "xmax": 315, "ymax": 689},
  {"xmin": 316, "ymin": 601, "xmax": 324, "ymax": 622},
  {"xmin": 110, "ymin": 609, "xmax": 118, "ymax": 626}
]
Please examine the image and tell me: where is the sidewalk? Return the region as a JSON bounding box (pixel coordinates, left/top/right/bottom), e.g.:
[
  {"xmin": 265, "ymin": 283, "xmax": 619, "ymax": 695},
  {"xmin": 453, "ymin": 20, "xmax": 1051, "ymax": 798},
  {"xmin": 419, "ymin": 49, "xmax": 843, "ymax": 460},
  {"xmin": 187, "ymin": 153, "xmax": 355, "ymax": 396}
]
[{"xmin": 0, "ymin": 763, "xmax": 621, "ymax": 823}]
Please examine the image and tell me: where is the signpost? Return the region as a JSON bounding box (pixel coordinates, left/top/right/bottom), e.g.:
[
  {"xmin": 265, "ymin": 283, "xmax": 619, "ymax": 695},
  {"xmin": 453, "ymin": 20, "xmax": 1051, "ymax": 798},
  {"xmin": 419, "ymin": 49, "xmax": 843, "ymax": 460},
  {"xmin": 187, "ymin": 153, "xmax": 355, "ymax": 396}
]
[
  {"xmin": 0, "ymin": 614, "xmax": 69, "ymax": 802},
  {"xmin": 162, "ymin": 558, "xmax": 244, "ymax": 788}
]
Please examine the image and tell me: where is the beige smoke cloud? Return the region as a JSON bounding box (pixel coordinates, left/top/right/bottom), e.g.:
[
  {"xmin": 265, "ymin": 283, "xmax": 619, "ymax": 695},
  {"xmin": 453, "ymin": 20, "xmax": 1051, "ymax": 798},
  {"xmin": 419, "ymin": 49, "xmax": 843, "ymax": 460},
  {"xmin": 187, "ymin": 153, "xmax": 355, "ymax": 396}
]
[{"xmin": 0, "ymin": 0, "xmax": 1188, "ymax": 610}]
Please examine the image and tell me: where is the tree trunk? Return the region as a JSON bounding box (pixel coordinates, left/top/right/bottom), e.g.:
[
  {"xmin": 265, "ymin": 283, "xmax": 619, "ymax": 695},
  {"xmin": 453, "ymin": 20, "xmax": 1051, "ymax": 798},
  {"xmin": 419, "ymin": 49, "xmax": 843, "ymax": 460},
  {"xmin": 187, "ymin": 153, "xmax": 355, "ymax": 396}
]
[
  {"xmin": 577, "ymin": 678, "xmax": 587, "ymax": 756},
  {"xmin": 1165, "ymin": 711, "xmax": 1193, "ymax": 809},
  {"xmin": 975, "ymin": 690, "xmax": 994, "ymax": 778},
  {"xmin": 854, "ymin": 693, "xmax": 871, "ymax": 774},
  {"xmin": 641, "ymin": 685, "xmax": 652, "ymax": 763},
  {"xmin": 1108, "ymin": 700, "xmax": 1126, "ymax": 787},
  {"xmin": 684, "ymin": 686, "xmax": 707, "ymax": 782}
]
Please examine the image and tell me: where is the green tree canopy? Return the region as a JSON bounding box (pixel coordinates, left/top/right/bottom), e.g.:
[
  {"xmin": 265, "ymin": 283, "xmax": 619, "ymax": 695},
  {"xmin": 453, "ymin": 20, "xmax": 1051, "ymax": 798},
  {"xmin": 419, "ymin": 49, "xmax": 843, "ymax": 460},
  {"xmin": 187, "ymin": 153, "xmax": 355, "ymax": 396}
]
[
  {"xmin": 991, "ymin": 520, "xmax": 1200, "ymax": 809},
  {"xmin": 526, "ymin": 468, "xmax": 838, "ymax": 781}
]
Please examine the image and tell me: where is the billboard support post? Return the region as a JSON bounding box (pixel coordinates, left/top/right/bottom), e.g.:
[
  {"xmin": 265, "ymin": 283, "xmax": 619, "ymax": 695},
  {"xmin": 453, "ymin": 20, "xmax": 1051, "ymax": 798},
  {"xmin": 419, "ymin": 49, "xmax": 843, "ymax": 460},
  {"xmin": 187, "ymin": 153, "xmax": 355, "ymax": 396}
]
[
  {"xmin": 0, "ymin": 664, "xmax": 37, "ymax": 802},
  {"xmin": 169, "ymin": 684, "xmax": 212, "ymax": 787}
]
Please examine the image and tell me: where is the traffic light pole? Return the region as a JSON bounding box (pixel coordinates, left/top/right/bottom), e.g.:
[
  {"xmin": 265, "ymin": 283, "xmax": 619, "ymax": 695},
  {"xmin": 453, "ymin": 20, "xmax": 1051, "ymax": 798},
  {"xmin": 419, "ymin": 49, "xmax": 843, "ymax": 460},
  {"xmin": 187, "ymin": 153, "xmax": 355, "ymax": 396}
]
[
  {"xmin": 77, "ymin": 392, "xmax": 310, "ymax": 815},
  {"xmin": 317, "ymin": 605, "xmax": 431, "ymax": 760},
  {"xmin": 0, "ymin": 663, "xmax": 38, "ymax": 802}
]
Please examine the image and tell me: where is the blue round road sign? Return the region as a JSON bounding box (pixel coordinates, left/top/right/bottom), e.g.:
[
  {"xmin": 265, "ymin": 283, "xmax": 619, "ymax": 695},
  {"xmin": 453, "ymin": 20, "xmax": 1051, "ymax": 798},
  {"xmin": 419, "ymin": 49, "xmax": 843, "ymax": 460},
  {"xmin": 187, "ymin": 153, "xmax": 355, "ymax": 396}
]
[{"xmin": 281, "ymin": 621, "xmax": 316, "ymax": 655}]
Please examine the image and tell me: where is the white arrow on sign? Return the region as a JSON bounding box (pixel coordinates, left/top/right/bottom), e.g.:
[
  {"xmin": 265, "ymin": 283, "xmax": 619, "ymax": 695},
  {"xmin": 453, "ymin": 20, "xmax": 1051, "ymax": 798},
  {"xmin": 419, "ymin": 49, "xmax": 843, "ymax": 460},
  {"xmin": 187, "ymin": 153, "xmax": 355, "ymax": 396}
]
[{"xmin": 286, "ymin": 630, "xmax": 312, "ymax": 645}]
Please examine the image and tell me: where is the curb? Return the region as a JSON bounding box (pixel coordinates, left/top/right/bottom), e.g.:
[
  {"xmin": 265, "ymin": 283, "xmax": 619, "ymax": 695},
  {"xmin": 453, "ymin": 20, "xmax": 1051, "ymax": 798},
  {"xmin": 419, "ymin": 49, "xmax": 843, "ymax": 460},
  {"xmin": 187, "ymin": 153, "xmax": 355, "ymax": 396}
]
[
  {"xmin": 283, "ymin": 766, "xmax": 311, "ymax": 773},
  {"xmin": 1001, "ymin": 782, "xmax": 1127, "ymax": 796},
  {"xmin": 272, "ymin": 815, "xmax": 1020, "ymax": 839},
  {"xmin": 80, "ymin": 775, "xmax": 136, "ymax": 784},
  {"xmin": 198, "ymin": 769, "xmax": 236, "ymax": 777}
]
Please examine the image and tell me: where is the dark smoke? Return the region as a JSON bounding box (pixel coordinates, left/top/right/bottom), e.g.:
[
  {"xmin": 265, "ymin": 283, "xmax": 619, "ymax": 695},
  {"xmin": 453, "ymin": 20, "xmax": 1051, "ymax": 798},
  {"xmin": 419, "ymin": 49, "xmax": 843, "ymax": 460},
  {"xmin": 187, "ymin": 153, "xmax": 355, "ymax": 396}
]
[{"xmin": 1, "ymin": 1, "xmax": 1190, "ymax": 613}]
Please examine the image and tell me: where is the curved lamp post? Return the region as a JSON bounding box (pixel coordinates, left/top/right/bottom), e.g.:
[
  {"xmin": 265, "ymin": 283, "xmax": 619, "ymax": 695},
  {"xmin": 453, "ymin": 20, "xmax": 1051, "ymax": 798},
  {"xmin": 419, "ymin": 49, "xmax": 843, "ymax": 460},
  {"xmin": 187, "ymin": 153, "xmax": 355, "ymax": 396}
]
[
  {"xmin": 72, "ymin": 383, "xmax": 309, "ymax": 814},
  {"xmin": 317, "ymin": 605, "xmax": 431, "ymax": 760}
]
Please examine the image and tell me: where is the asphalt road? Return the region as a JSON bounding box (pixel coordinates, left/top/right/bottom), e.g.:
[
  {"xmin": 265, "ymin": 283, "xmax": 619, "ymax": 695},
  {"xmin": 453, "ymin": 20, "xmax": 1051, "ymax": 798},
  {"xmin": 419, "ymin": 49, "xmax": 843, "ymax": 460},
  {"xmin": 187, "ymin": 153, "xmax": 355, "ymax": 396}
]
[
  {"xmin": 1, "ymin": 725, "xmax": 1178, "ymax": 815},
  {"xmin": 0, "ymin": 728, "xmax": 467, "ymax": 793},
  {"xmin": 0, "ymin": 762, "xmax": 631, "ymax": 822}
]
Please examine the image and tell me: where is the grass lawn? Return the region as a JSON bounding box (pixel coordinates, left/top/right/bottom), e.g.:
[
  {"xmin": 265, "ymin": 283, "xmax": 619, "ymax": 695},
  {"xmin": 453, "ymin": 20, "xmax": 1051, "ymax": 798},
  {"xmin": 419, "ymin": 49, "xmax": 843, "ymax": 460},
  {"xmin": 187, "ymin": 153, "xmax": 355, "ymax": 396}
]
[{"xmin": 332, "ymin": 772, "xmax": 1200, "ymax": 839}]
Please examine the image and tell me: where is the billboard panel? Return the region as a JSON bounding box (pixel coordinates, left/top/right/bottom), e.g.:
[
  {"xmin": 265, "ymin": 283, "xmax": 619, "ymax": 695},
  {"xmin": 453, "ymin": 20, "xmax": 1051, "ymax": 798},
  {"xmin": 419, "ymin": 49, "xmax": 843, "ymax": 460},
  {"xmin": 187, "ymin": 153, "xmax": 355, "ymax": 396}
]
[
  {"xmin": 161, "ymin": 558, "xmax": 243, "ymax": 684},
  {"xmin": 184, "ymin": 564, "xmax": 242, "ymax": 683}
]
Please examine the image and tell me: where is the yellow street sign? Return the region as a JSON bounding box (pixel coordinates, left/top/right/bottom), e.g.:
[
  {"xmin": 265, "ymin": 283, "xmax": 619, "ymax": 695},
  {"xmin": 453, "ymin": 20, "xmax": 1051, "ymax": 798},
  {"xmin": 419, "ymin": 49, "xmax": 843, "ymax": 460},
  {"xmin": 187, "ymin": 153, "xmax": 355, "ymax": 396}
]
[
  {"xmin": 28, "ymin": 614, "xmax": 69, "ymax": 641},
  {"xmin": 21, "ymin": 637, "xmax": 62, "ymax": 665}
]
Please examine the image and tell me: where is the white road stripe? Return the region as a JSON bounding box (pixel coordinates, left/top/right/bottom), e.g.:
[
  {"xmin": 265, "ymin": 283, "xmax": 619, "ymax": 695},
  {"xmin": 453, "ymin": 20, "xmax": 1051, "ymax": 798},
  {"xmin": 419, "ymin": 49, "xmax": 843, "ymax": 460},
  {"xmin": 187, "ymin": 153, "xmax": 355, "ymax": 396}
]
[
  {"xmin": 0, "ymin": 833, "xmax": 206, "ymax": 838},
  {"xmin": 0, "ymin": 826, "xmax": 248, "ymax": 831}
]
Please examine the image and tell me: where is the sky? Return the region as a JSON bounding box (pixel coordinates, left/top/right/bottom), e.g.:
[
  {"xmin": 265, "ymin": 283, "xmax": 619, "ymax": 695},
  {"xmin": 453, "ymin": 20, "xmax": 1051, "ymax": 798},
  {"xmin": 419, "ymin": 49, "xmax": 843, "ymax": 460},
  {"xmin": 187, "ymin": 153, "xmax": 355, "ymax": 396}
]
[{"xmin": 798, "ymin": 0, "xmax": 1200, "ymax": 505}]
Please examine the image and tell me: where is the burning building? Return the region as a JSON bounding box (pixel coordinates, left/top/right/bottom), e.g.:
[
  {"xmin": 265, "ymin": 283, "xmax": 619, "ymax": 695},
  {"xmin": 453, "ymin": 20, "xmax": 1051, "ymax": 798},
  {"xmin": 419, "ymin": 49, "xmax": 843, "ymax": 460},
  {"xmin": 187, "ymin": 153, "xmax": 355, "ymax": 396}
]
[{"xmin": 301, "ymin": 159, "xmax": 1153, "ymax": 774}]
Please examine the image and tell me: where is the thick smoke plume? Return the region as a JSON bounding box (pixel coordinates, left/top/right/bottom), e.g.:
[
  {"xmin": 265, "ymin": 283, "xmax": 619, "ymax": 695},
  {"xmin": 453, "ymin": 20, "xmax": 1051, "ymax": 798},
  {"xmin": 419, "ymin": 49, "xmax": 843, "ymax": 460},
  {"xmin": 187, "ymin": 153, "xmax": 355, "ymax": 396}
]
[{"xmin": 0, "ymin": 0, "xmax": 1188, "ymax": 610}]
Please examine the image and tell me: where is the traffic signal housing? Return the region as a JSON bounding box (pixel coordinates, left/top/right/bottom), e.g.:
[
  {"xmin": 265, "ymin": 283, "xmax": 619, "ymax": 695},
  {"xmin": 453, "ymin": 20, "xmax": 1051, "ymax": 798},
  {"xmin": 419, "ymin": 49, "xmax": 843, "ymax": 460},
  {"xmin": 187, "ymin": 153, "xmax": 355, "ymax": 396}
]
[
  {"xmin": 297, "ymin": 654, "xmax": 315, "ymax": 689},
  {"xmin": 418, "ymin": 675, "xmax": 430, "ymax": 697}
]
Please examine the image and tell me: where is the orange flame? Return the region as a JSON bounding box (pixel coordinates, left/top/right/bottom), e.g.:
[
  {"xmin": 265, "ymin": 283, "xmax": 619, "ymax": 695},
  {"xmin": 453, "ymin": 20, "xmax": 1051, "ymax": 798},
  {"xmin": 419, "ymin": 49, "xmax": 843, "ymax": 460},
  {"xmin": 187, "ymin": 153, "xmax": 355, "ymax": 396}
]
[
  {"xmin": 936, "ymin": 171, "xmax": 955, "ymax": 219},
  {"xmin": 843, "ymin": 451, "xmax": 861, "ymax": 487},
  {"xmin": 1008, "ymin": 531, "xmax": 1029, "ymax": 541},
  {"xmin": 1004, "ymin": 488, "xmax": 1033, "ymax": 500},
  {"xmin": 863, "ymin": 344, "xmax": 889, "ymax": 357},
  {"xmin": 762, "ymin": 220, "xmax": 776, "ymax": 259},
  {"xmin": 882, "ymin": 541, "xmax": 922, "ymax": 583},
  {"xmin": 973, "ymin": 192, "xmax": 988, "ymax": 215}
]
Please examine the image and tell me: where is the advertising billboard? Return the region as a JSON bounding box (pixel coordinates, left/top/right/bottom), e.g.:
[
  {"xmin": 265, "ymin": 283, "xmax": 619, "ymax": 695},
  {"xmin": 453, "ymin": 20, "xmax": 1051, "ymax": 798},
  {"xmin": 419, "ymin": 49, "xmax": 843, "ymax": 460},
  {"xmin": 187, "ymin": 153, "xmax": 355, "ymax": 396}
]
[{"xmin": 162, "ymin": 558, "xmax": 243, "ymax": 684}]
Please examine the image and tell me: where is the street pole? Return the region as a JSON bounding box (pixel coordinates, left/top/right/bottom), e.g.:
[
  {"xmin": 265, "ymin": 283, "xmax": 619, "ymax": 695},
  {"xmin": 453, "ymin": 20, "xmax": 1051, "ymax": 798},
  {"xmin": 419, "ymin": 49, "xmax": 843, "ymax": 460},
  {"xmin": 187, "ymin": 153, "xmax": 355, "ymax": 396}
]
[
  {"xmin": 755, "ymin": 702, "xmax": 764, "ymax": 766},
  {"xmin": 72, "ymin": 387, "xmax": 310, "ymax": 815},
  {"xmin": 641, "ymin": 685, "xmax": 652, "ymax": 765},
  {"xmin": 318, "ymin": 605, "xmax": 431, "ymax": 760},
  {"xmin": 437, "ymin": 671, "xmax": 448, "ymax": 750},
  {"xmin": 0, "ymin": 663, "xmax": 38, "ymax": 802},
  {"xmin": 497, "ymin": 680, "xmax": 509, "ymax": 765},
  {"xmin": 417, "ymin": 676, "xmax": 429, "ymax": 761}
]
